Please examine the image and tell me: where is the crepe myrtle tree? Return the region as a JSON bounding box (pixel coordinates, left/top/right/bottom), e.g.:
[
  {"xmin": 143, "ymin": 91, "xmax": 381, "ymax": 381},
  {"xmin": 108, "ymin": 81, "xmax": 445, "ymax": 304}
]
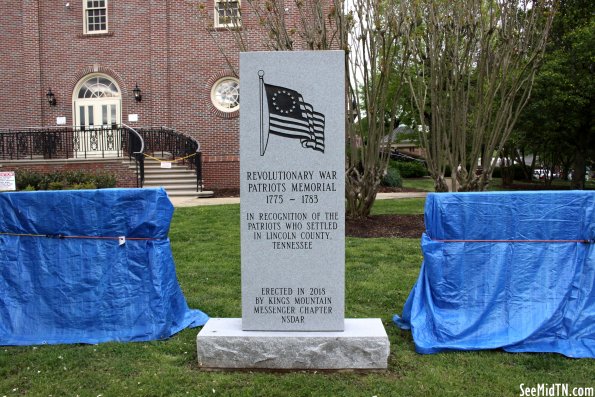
[
  {"xmin": 406, "ymin": 0, "xmax": 557, "ymax": 192},
  {"xmin": 195, "ymin": 0, "xmax": 341, "ymax": 74},
  {"xmin": 197, "ymin": 0, "xmax": 413, "ymax": 218},
  {"xmin": 345, "ymin": 1, "xmax": 411, "ymax": 218}
]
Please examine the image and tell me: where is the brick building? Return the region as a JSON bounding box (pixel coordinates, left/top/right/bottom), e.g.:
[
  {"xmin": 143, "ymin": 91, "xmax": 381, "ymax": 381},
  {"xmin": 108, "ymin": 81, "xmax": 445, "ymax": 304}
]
[{"xmin": 0, "ymin": 0, "xmax": 310, "ymax": 190}]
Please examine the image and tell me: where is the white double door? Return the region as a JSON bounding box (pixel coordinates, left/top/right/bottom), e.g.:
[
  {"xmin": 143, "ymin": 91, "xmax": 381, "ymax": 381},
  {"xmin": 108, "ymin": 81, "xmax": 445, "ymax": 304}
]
[{"xmin": 74, "ymin": 99, "xmax": 121, "ymax": 156}]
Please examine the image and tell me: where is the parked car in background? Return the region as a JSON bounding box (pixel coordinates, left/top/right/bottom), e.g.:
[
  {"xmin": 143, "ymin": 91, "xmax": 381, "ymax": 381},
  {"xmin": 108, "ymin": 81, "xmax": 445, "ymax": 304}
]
[{"xmin": 533, "ymin": 169, "xmax": 554, "ymax": 180}]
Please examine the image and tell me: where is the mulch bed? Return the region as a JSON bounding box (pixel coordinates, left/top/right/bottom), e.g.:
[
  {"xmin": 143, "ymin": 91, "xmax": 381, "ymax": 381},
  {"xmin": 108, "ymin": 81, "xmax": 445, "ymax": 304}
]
[
  {"xmin": 346, "ymin": 214, "xmax": 425, "ymax": 238},
  {"xmin": 377, "ymin": 186, "xmax": 427, "ymax": 193},
  {"xmin": 212, "ymin": 188, "xmax": 240, "ymax": 197}
]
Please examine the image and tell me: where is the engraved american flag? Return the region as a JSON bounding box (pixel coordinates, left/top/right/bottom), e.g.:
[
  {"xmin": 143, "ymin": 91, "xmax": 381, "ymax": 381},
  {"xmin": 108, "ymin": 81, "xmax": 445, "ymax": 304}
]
[{"xmin": 263, "ymin": 83, "xmax": 325, "ymax": 153}]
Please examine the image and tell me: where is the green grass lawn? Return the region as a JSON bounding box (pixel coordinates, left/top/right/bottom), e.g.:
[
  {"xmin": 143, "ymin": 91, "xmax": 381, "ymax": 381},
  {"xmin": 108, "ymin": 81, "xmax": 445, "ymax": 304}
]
[
  {"xmin": 372, "ymin": 198, "xmax": 426, "ymax": 215},
  {"xmin": 1, "ymin": 201, "xmax": 593, "ymax": 397},
  {"xmin": 402, "ymin": 177, "xmax": 435, "ymax": 192}
]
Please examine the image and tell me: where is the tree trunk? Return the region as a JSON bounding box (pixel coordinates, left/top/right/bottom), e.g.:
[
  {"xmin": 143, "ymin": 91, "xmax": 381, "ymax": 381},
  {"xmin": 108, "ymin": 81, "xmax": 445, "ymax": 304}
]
[
  {"xmin": 434, "ymin": 176, "xmax": 449, "ymax": 192},
  {"xmin": 345, "ymin": 166, "xmax": 381, "ymax": 219},
  {"xmin": 571, "ymin": 152, "xmax": 586, "ymax": 189},
  {"xmin": 501, "ymin": 160, "xmax": 514, "ymax": 186}
]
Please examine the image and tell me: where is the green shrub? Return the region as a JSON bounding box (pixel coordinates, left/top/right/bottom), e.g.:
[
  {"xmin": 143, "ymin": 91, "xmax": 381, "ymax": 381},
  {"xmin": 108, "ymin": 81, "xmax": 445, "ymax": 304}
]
[
  {"xmin": 62, "ymin": 171, "xmax": 88, "ymax": 186},
  {"xmin": 381, "ymin": 167, "xmax": 403, "ymax": 187},
  {"xmin": 15, "ymin": 170, "xmax": 42, "ymax": 190},
  {"xmin": 14, "ymin": 170, "xmax": 117, "ymax": 191},
  {"xmin": 394, "ymin": 161, "xmax": 428, "ymax": 178},
  {"xmin": 23, "ymin": 184, "xmax": 36, "ymax": 191},
  {"xmin": 38, "ymin": 172, "xmax": 63, "ymax": 190},
  {"xmin": 92, "ymin": 172, "xmax": 117, "ymax": 188},
  {"xmin": 48, "ymin": 181, "xmax": 65, "ymax": 190},
  {"xmin": 72, "ymin": 182, "xmax": 98, "ymax": 190}
]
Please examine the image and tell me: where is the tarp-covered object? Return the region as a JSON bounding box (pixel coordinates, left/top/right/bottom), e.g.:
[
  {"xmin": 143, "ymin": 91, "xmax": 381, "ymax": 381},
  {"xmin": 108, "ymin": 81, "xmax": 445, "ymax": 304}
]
[
  {"xmin": 0, "ymin": 188, "xmax": 208, "ymax": 345},
  {"xmin": 394, "ymin": 191, "xmax": 595, "ymax": 358}
]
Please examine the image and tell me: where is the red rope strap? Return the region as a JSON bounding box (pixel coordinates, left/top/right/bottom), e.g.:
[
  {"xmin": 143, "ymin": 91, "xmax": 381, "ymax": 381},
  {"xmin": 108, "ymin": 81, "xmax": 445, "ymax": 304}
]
[
  {"xmin": 0, "ymin": 232, "xmax": 161, "ymax": 241},
  {"xmin": 434, "ymin": 239, "xmax": 593, "ymax": 244}
]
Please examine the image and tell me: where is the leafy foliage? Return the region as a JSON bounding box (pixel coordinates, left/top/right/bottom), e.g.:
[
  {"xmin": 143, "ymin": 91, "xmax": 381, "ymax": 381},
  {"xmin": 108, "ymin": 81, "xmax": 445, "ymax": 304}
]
[
  {"xmin": 381, "ymin": 167, "xmax": 403, "ymax": 188},
  {"xmin": 393, "ymin": 161, "xmax": 428, "ymax": 178},
  {"xmin": 513, "ymin": 0, "xmax": 594, "ymax": 188},
  {"xmin": 15, "ymin": 170, "xmax": 117, "ymax": 191}
]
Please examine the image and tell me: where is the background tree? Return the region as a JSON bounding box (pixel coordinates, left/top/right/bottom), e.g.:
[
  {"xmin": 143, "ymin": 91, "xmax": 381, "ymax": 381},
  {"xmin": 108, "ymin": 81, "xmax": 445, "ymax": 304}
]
[
  {"xmin": 513, "ymin": 0, "xmax": 594, "ymax": 188},
  {"xmin": 406, "ymin": 0, "xmax": 556, "ymax": 192},
  {"xmin": 198, "ymin": 0, "xmax": 413, "ymax": 218},
  {"xmin": 345, "ymin": 1, "xmax": 411, "ymax": 218}
]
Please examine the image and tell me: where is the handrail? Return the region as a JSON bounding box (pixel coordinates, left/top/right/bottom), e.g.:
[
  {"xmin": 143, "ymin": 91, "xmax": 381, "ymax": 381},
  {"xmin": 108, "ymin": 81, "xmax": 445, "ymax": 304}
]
[
  {"xmin": 121, "ymin": 124, "xmax": 145, "ymax": 188},
  {"xmin": 122, "ymin": 123, "xmax": 145, "ymax": 154}
]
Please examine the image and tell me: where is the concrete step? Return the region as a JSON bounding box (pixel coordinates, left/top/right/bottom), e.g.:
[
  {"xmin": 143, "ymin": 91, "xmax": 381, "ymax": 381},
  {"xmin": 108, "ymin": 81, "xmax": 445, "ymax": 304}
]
[
  {"xmin": 162, "ymin": 189, "xmax": 214, "ymax": 198},
  {"xmin": 123, "ymin": 161, "xmax": 193, "ymax": 170},
  {"xmin": 123, "ymin": 159, "xmax": 212, "ymax": 198},
  {"xmin": 141, "ymin": 163, "xmax": 194, "ymax": 169},
  {"xmin": 143, "ymin": 183, "xmax": 199, "ymax": 190},
  {"xmin": 139, "ymin": 168, "xmax": 195, "ymax": 175},
  {"xmin": 145, "ymin": 174, "xmax": 196, "ymax": 185}
]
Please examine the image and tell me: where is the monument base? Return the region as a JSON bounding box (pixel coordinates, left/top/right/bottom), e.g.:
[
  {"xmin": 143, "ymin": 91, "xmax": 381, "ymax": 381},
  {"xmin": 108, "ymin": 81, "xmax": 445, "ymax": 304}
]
[{"xmin": 196, "ymin": 318, "xmax": 390, "ymax": 370}]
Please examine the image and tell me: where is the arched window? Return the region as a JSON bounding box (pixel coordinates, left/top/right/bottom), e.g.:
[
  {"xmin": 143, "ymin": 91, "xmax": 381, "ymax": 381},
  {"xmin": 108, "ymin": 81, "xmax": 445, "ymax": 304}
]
[{"xmin": 77, "ymin": 76, "xmax": 120, "ymax": 99}]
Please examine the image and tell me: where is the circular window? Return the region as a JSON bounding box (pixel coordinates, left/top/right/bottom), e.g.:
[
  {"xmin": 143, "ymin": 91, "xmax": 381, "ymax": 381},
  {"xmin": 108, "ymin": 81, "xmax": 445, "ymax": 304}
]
[{"xmin": 211, "ymin": 77, "xmax": 240, "ymax": 112}]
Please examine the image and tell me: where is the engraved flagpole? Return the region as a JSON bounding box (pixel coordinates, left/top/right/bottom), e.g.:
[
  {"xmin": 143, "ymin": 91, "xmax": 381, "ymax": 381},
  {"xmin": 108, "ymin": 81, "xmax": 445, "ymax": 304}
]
[{"xmin": 258, "ymin": 70, "xmax": 268, "ymax": 156}]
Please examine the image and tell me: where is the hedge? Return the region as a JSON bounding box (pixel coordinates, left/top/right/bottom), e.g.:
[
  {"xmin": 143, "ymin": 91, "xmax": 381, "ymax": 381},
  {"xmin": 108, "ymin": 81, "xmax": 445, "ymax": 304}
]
[{"xmin": 15, "ymin": 170, "xmax": 117, "ymax": 191}]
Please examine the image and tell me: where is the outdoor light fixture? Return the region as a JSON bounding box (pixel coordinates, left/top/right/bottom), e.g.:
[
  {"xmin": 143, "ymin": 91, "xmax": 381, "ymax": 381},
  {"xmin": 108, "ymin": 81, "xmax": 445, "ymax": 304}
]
[
  {"xmin": 133, "ymin": 83, "xmax": 142, "ymax": 102},
  {"xmin": 46, "ymin": 89, "xmax": 56, "ymax": 106}
]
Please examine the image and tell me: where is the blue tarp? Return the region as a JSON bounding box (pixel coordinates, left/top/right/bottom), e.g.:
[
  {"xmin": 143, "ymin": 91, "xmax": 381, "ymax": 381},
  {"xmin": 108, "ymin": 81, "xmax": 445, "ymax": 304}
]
[
  {"xmin": 394, "ymin": 191, "xmax": 595, "ymax": 358},
  {"xmin": 0, "ymin": 188, "xmax": 208, "ymax": 345}
]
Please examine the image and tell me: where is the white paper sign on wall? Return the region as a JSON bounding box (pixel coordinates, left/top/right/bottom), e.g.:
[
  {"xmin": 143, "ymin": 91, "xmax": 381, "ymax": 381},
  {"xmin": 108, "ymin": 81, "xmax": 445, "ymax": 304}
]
[{"xmin": 0, "ymin": 171, "xmax": 16, "ymax": 191}]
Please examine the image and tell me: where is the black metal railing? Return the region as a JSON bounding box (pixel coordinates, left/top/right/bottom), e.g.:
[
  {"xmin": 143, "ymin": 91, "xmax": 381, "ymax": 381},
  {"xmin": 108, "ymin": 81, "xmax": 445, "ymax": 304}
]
[
  {"xmin": 0, "ymin": 127, "xmax": 68, "ymax": 160},
  {"xmin": 135, "ymin": 127, "xmax": 203, "ymax": 192},
  {"xmin": 121, "ymin": 124, "xmax": 145, "ymax": 188},
  {"xmin": 0, "ymin": 125, "xmax": 203, "ymax": 191},
  {"xmin": 0, "ymin": 126, "xmax": 126, "ymax": 160}
]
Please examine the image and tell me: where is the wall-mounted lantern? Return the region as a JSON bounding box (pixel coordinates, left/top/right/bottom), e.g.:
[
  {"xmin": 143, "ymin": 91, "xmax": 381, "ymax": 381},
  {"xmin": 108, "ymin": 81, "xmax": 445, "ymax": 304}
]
[
  {"xmin": 46, "ymin": 89, "xmax": 57, "ymax": 106},
  {"xmin": 133, "ymin": 83, "xmax": 142, "ymax": 102}
]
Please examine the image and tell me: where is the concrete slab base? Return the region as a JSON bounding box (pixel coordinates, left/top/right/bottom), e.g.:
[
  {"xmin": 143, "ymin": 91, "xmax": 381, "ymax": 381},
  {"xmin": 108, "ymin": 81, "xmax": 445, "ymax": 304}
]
[
  {"xmin": 196, "ymin": 190, "xmax": 215, "ymax": 198},
  {"xmin": 196, "ymin": 318, "xmax": 390, "ymax": 370}
]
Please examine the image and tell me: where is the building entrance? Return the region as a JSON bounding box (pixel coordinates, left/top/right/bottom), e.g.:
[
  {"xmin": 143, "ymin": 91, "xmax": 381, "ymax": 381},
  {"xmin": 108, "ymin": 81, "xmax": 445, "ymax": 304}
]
[{"xmin": 73, "ymin": 74, "xmax": 122, "ymax": 157}]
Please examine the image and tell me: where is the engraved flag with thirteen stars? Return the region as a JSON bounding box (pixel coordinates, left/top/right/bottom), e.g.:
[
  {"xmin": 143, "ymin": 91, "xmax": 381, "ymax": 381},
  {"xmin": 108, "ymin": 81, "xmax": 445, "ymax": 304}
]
[{"xmin": 263, "ymin": 83, "xmax": 325, "ymax": 153}]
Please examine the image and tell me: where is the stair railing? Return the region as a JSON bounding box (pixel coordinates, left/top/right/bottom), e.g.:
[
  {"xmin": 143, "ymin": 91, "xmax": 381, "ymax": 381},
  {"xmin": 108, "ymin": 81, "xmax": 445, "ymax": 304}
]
[
  {"xmin": 137, "ymin": 127, "xmax": 203, "ymax": 192},
  {"xmin": 121, "ymin": 124, "xmax": 145, "ymax": 188},
  {"xmin": 0, "ymin": 125, "xmax": 202, "ymax": 192}
]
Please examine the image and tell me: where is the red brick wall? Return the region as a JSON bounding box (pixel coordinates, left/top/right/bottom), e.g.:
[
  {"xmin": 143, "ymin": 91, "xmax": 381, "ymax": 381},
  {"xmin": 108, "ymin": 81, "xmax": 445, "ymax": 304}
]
[
  {"xmin": 202, "ymin": 155, "xmax": 240, "ymax": 189},
  {"xmin": 0, "ymin": 0, "xmax": 325, "ymax": 190},
  {"xmin": 0, "ymin": 160, "xmax": 138, "ymax": 188}
]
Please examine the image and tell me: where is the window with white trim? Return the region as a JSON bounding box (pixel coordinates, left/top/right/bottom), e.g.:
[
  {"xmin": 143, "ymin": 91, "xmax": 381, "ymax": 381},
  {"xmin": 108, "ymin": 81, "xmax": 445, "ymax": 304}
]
[
  {"xmin": 84, "ymin": 0, "xmax": 108, "ymax": 34},
  {"xmin": 215, "ymin": 0, "xmax": 241, "ymax": 28},
  {"xmin": 211, "ymin": 77, "xmax": 240, "ymax": 112}
]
